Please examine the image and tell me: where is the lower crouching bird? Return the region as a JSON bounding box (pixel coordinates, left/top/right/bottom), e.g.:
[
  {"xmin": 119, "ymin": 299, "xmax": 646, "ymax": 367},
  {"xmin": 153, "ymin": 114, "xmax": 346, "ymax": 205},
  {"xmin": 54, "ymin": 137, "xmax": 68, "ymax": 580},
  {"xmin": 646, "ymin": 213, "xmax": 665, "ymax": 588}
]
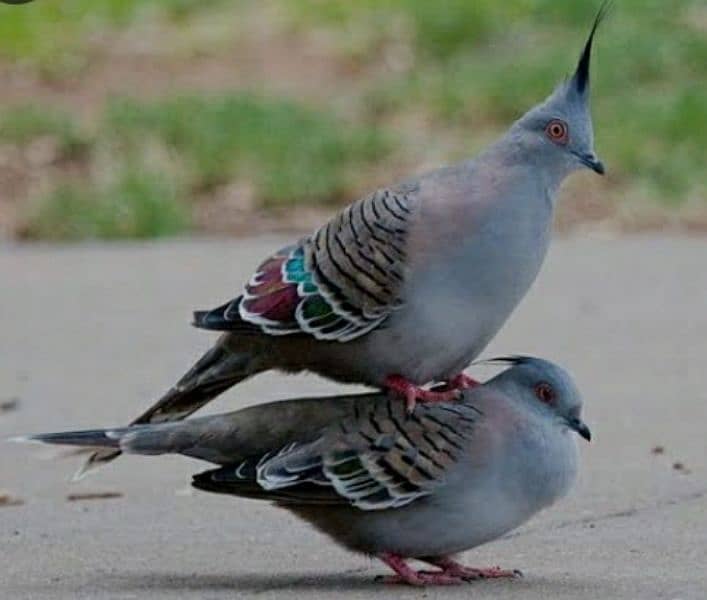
[{"xmin": 14, "ymin": 357, "xmax": 591, "ymax": 586}]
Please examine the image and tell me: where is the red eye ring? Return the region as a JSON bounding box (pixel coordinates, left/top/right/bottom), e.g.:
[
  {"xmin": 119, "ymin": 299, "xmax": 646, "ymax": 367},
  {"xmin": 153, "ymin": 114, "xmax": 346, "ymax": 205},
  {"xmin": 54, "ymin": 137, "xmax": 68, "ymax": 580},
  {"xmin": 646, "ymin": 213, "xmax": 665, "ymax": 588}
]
[
  {"xmin": 545, "ymin": 119, "xmax": 569, "ymax": 145},
  {"xmin": 535, "ymin": 382, "xmax": 555, "ymax": 404}
]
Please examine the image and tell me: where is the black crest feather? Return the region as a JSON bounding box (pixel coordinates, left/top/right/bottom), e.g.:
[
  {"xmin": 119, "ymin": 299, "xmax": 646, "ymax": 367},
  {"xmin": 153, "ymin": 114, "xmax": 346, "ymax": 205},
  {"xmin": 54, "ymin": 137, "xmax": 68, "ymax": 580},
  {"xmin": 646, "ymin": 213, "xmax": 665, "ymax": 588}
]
[
  {"xmin": 572, "ymin": 1, "xmax": 612, "ymax": 94},
  {"xmin": 474, "ymin": 355, "xmax": 537, "ymax": 367}
]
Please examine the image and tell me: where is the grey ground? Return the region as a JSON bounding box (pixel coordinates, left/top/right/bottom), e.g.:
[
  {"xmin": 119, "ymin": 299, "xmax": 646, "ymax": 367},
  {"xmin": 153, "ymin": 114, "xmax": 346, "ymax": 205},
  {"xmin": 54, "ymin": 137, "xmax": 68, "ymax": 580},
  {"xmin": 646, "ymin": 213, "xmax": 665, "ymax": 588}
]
[{"xmin": 1, "ymin": 235, "xmax": 706, "ymax": 599}]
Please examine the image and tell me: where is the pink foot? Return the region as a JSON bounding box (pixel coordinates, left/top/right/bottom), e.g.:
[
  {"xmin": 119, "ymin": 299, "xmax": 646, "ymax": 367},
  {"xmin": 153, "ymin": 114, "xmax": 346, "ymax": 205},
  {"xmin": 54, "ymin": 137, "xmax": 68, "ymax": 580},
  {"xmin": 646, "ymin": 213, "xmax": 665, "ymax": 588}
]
[
  {"xmin": 426, "ymin": 557, "xmax": 523, "ymax": 580},
  {"xmin": 384, "ymin": 375, "xmax": 460, "ymax": 413},
  {"xmin": 448, "ymin": 373, "xmax": 480, "ymax": 390},
  {"xmin": 377, "ymin": 553, "xmax": 521, "ymax": 587},
  {"xmin": 377, "ymin": 553, "xmax": 462, "ymax": 586}
]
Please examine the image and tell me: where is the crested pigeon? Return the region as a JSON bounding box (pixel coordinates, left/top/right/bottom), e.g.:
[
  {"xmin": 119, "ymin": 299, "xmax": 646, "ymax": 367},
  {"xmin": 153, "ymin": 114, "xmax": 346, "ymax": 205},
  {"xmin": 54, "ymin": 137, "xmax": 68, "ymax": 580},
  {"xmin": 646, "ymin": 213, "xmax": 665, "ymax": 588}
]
[
  {"xmin": 14, "ymin": 357, "xmax": 590, "ymax": 586},
  {"xmin": 82, "ymin": 6, "xmax": 607, "ymax": 475}
]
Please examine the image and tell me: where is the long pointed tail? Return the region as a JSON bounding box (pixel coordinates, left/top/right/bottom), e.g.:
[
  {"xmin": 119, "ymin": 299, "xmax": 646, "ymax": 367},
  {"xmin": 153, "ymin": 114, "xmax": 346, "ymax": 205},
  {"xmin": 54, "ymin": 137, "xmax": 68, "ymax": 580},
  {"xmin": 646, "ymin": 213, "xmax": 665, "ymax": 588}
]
[
  {"xmin": 13, "ymin": 420, "xmax": 201, "ymax": 457},
  {"xmin": 12, "ymin": 428, "xmax": 124, "ymax": 449},
  {"xmin": 133, "ymin": 343, "xmax": 253, "ymax": 425},
  {"xmin": 78, "ymin": 341, "xmax": 264, "ymax": 479}
]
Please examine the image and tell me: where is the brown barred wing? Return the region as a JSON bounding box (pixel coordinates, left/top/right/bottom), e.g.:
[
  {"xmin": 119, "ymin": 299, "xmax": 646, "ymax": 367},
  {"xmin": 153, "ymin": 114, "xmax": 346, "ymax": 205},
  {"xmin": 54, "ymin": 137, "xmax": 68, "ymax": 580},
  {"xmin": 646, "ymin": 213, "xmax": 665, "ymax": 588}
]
[
  {"xmin": 301, "ymin": 185, "xmax": 420, "ymax": 341},
  {"xmin": 205, "ymin": 184, "xmax": 420, "ymax": 342},
  {"xmin": 256, "ymin": 398, "xmax": 481, "ymax": 510}
]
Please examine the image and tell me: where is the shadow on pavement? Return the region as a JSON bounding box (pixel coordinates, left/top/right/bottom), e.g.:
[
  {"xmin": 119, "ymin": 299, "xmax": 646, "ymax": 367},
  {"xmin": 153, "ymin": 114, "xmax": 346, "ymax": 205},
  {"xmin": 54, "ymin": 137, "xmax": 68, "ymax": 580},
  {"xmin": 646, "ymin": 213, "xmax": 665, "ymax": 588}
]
[{"xmin": 89, "ymin": 571, "xmax": 606, "ymax": 596}]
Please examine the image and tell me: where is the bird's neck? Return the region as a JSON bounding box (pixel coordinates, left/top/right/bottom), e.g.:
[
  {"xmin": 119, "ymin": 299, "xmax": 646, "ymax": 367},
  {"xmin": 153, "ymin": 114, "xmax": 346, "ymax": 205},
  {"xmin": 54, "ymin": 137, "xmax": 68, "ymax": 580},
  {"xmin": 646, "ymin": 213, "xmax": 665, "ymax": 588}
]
[{"xmin": 478, "ymin": 133, "xmax": 569, "ymax": 206}]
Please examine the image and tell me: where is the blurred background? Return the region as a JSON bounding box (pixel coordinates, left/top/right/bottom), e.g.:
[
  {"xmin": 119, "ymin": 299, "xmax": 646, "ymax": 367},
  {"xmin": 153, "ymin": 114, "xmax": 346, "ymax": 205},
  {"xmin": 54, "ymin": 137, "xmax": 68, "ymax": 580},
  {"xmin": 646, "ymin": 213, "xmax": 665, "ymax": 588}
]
[{"xmin": 0, "ymin": 0, "xmax": 705, "ymax": 240}]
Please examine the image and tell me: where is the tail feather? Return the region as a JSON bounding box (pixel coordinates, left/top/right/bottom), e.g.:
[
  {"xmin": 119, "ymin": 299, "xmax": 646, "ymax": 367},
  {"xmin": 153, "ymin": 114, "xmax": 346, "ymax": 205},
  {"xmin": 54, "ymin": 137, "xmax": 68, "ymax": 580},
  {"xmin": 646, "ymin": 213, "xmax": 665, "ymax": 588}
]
[
  {"xmin": 192, "ymin": 298, "xmax": 261, "ymax": 333},
  {"xmin": 12, "ymin": 429, "xmax": 126, "ymax": 482},
  {"xmin": 72, "ymin": 449, "xmax": 122, "ymax": 481},
  {"xmin": 79, "ymin": 342, "xmax": 263, "ymax": 478},
  {"xmin": 14, "ymin": 416, "xmax": 243, "ymax": 481},
  {"xmin": 13, "ymin": 429, "xmax": 124, "ymax": 448},
  {"xmin": 192, "ymin": 300, "xmax": 234, "ymax": 331},
  {"xmin": 14, "ymin": 421, "xmax": 199, "ymax": 456}
]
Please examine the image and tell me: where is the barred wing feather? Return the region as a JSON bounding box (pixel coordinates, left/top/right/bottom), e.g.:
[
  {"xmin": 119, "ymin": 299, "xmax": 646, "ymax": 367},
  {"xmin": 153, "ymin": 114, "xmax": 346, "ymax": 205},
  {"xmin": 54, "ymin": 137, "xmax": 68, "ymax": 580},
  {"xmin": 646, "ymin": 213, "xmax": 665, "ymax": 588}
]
[
  {"xmin": 256, "ymin": 400, "xmax": 481, "ymax": 510},
  {"xmin": 235, "ymin": 186, "xmax": 420, "ymax": 342}
]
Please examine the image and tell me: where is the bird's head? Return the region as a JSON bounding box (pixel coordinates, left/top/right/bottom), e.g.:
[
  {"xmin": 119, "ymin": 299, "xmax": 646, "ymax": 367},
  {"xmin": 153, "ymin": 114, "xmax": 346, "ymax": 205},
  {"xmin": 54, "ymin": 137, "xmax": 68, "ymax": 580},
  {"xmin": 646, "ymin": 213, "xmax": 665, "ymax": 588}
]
[
  {"xmin": 509, "ymin": 3, "xmax": 609, "ymax": 180},
  {"xmin": 486, "ymin": 356, "xmax": 591, "ymax": 442}
]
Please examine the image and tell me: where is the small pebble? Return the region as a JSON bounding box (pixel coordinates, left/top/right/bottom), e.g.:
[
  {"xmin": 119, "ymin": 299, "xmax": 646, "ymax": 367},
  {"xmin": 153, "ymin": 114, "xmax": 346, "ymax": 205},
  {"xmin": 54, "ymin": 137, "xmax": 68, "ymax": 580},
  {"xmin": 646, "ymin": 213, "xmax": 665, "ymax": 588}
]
[
  {"xmin": 0, "ymin": 397, "xmax": 20, "ymax": 413},
  {"xmin": 672, "ymin": 462, "xmax": 691, "ymax": 474},
  {"xmin": 0, "ymin": 492, "xmax": 24, "ymax": 507}
]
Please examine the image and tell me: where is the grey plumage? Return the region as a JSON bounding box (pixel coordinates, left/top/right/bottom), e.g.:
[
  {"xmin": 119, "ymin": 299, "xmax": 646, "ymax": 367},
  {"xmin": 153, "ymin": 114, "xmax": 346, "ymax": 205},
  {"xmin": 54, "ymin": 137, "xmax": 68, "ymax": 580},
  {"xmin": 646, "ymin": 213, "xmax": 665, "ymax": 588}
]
[
  {"xmin": 15, "ymin": 358, "xmax": 590, "ymax": 583},
  {"xmin": 83, "ymin": 8, "xmax": 607, "ymax": 474}
]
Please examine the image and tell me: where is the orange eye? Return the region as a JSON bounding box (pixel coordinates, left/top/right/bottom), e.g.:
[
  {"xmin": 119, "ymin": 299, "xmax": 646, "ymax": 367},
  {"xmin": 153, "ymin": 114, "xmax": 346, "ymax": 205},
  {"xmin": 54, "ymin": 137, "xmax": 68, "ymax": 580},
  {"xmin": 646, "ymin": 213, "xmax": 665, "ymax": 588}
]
[
  {"xmin": 535, "ymin": 382, "xmax": 555, "ymax": 405},
  {"xmin": 545, "ymin": 119, "xmax": 569, "ymax": 145}
]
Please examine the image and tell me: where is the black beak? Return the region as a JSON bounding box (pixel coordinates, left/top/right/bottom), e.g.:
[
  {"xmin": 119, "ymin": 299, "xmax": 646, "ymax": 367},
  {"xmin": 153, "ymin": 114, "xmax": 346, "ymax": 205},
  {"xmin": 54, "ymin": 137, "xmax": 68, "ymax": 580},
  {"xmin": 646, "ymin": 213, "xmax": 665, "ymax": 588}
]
[
  {"xmin": 572, "ymin": 151, "xmax": 605, "ymax": 175},
  {"xmin": 567, "ymin": 417, "xmax": 592, "ymax": 442}
]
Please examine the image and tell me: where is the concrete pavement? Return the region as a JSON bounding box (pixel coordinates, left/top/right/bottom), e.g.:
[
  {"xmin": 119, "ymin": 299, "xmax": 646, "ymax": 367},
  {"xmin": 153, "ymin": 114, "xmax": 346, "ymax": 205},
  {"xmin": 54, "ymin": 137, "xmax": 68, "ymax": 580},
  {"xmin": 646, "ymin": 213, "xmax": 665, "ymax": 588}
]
[{"xmin": 1, "ymin": 235, "xmax": 706, "ymax": 599}]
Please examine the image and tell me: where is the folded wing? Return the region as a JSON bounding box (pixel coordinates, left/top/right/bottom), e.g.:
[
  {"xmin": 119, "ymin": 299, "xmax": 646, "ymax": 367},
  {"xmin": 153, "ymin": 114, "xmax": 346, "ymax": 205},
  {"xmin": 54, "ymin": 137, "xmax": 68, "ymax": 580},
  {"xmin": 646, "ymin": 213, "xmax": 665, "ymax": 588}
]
[
  {"xmin": 193, "ymin": 185, "xmax": 420, "ymax": 342},
  {"xmin": 196, "ymin": 399, "xmax": 482, "ymax": 511}
]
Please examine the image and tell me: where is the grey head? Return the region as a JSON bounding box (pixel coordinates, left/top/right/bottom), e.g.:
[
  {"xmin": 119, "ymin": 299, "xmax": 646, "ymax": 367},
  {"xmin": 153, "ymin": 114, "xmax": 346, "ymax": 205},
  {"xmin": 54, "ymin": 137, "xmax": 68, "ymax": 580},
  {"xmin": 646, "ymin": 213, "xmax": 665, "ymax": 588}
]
[
  {"xmin": 484, "ymin": 356, "xmax": 591, "ymax": 442},
  {"xmin": 503, "ymin": 4, "xmax": 609, "ymax": 182}
]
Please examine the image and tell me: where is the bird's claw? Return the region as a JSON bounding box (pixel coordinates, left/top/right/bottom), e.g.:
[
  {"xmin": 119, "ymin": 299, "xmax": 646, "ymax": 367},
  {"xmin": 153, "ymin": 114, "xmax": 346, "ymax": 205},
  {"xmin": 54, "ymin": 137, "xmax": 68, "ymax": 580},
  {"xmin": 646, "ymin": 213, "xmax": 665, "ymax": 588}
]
[
  {"xmin": 423, "ymin": 558, "xmax": 523, "ymax": 582},
  {"xmin": 378, "ymin": 552, "xmax": 522, "ymax": 587},
  {"xmin": 384, "ymin": 373, "xmax": 476, "ymax": 413},
  {"xmin": 405, "ymin": 386, "xmax": 462, "ymax": 413},
  {"xmin": 456, "ymin": 566, "xmax": 523, "ymax": 579},
  {"xmin": 448, "ymin": 372, "xmax": 480, "ymax": 390}
]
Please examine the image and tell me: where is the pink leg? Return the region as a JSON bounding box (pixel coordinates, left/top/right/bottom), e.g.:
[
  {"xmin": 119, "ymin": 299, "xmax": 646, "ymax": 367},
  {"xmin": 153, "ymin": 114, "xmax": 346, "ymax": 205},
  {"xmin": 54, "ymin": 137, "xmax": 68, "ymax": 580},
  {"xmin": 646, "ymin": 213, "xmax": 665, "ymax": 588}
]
[
  {"xmin": 377, "ymin": 553, "xmax": 467, "ymax": 586},
  {"xmin": 384, "ymin": 375, "xmax": 460, "ymax": 413},
  {"xmin": 422, "ymin": 556, "xmax": 523, "ymax": 580}
]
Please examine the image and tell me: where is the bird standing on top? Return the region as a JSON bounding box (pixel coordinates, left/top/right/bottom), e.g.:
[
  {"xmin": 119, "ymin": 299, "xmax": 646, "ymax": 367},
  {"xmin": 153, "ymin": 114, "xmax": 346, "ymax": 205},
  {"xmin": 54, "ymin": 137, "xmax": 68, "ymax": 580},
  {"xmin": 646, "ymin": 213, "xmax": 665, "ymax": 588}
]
[
  {"xmin": 82, "ymin": 7, "xmax": 607, "ymax": 475},
  {"xmin": 15, "ymin": 357, "xmax": 591, "ymax": 586}
]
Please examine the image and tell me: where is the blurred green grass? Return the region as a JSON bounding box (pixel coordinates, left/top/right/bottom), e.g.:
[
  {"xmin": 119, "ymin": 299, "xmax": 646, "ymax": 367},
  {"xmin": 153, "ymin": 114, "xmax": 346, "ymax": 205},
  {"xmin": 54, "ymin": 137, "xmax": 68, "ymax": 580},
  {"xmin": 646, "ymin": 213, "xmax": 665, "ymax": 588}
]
[
  {"xmin": 104, "ymin": 95, "xmax": 389, "ymax": 205},
  {"xmin": 0, "ymin": 0, "xmax": 705, "ymax": 239},
  {"xmin": 4, "ymin": 95, "xmax": 388, "ymax": 239},
  {"xmin": 0, "ymin": 0, "xmax": 218, "ymax": 75},
  {"xmin": 22, "ymin": 170, "xmax": 189, "ymax": 240},
  {"xmin": 0, "ymin": 104, "xmax": 89, "ymax": 157}
]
